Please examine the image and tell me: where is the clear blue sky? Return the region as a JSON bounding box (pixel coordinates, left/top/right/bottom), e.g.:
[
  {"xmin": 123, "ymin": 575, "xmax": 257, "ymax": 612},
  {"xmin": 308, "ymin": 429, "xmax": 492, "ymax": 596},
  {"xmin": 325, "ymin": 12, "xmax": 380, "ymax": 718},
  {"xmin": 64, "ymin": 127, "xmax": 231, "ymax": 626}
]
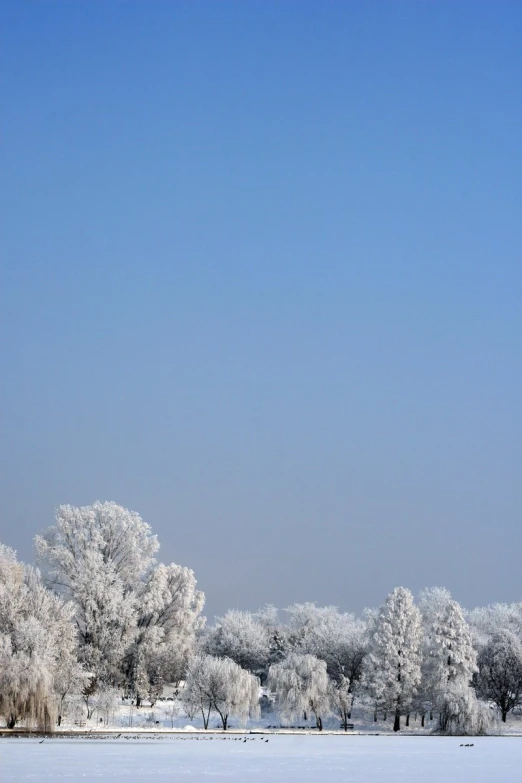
[{"xmin": 1, "ymin": 2, "xmax": 521, "ymax": 619}]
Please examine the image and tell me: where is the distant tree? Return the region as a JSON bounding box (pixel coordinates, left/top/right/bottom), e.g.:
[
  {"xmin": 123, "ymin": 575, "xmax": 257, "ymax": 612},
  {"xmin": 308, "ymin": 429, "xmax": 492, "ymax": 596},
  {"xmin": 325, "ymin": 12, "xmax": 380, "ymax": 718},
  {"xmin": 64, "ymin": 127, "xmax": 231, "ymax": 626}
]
[
  {"xmin": 165, "ymin": 700, "xmax": 180, "ymax": 728},
  {"xmin": 476, "ymin": 630, "xmax": 522, "ymax": 722},
  {"xmin": 362, "ymin": 587, "xmax": 422, "ymax": 732},
  {"xmin": 182, "ymin": 654, "xmax": 259, "ymax": 730},
  {"xmin": 285, "ymin": 603, "xmax": 367, "ymax": 716},
  {"xmin": 94, "ymin": 687, "xmax": 120, "ymax": 726},
  {"xmin": 268, "ymin": 653, "xmax": 330, "ymax": 730},
  {"xmin": 204, "ymin": 610, "xmax": 271, "ymax": 675},
  {"xmin": 467, "ymin": 603, "xmax": 522, "ymax": 649},
  {"xmin": 328, "ymin": 675, "xmax": 353, "ymax": 731}
]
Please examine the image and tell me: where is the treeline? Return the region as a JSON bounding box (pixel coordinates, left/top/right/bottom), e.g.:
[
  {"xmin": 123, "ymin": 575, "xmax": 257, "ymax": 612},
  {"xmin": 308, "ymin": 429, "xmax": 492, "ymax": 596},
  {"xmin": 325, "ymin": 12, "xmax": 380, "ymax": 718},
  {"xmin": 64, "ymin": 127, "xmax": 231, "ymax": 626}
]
[{"xmin": 1, "ymin": 502, "xmax": 521, "ymax": 734}]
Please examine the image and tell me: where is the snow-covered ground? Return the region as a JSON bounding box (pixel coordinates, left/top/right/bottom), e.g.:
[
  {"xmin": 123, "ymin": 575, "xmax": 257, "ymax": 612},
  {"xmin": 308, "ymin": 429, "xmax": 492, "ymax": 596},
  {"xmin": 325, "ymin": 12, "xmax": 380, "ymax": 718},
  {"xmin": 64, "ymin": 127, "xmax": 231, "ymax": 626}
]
[
  {"xmin": 1, "ymin": 736, "xmax": 521, "ymax": 782},
  {"xmin": 52, "ymin": 694, "xmax": 522, "ymax": 736}
]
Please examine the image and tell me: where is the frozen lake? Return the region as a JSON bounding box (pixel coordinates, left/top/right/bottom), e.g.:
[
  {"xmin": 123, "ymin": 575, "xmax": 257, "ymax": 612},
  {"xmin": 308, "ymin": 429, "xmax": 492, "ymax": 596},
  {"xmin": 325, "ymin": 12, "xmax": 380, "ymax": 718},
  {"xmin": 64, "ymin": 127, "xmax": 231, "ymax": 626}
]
[{"xmin": 1, "ymin": 735, "xmax": 521, "ymax": 782}]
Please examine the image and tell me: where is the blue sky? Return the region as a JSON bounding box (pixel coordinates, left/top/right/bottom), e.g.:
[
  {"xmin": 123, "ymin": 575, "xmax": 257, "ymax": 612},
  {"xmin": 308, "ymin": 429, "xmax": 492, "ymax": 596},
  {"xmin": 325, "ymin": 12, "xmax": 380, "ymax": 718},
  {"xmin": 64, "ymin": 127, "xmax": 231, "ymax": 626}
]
[{"xmin": 1, "ymin": 1, "xmax": 521, "ymax": 618}]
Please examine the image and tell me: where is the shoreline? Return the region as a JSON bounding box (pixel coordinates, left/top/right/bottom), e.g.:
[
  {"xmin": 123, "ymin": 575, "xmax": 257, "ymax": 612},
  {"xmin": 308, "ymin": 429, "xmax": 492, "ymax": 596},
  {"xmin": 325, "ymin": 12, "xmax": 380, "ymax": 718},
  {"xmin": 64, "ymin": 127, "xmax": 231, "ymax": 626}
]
[{"xmin": 1, "ymin": 729, "xmax": 521, "ymax": 739}]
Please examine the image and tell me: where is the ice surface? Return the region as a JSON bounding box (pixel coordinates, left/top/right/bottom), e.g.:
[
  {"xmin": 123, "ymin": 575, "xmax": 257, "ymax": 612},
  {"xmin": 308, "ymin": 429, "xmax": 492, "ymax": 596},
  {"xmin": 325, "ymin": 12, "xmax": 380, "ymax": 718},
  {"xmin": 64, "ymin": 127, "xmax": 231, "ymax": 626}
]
[{"xmin": 1, "ymin": 735, "xmax": 521, "ymax": 782}]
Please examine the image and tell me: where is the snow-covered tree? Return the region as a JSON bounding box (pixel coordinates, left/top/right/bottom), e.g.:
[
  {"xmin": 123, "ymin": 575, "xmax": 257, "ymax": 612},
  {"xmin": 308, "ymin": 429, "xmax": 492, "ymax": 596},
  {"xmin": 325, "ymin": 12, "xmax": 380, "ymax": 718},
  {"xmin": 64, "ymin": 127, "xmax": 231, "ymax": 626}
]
[
  {"xmin": 126, "ymin": 562, "xmax": 205, "ymax": 704},
  {"xmin": 0, "ymin": 544, "xmax": 80, "ymax": 729},
  {"xmin": 285, "ymin": 603, "xmax": 367, "ymax": 709},
  {"xmin": 467, "ymin": 602, "xmax": 522, "ymax": 649},
  {"xmin": 256, "ymin": 605, "xmax": 288, "ymax": 667},
  {"xmin": 268, "ymin": 653, "xmax": 330, "ymax": 730},
  {"xmin": 362, "ymin": 587, "xmax": 422, "ymax": 732},
  {"xmin": 35, "ymin": 501, "xmax": 159, "ymax": 685},
  {"xmin": 437, "ymin": 681, "xmax": 491, "ymax": 736},
  {"xmin": 328, "ymin": 675, "xmax": 353, "ymax": 731},
  {"xmin": 53, "ymin": 647, "xmax": 88, "ymax": 726},
  {"xmin": 182, "ymin": 654, "xmax": 259, "ymax": 730},
  {"xmin": 93, "ymin": 687, "xmax": 120, "ymax": 726},
  {"xmin": 476, "ymin": 630, "xmax": 522, "ymax": 722},
  {"xmin": 204, "ymin": 609, "xmax": 271, "ymax": 675},
  {"xmin": 419, "ymin": 588, "xmax": 477, "ymax": 730},
  {"xmin": 284, "ymin": 603, "xmax": 367, "ymax": 729},
  {"xmin": 164, "ymin": 699, "xmax": 180, "ymax": 728}
]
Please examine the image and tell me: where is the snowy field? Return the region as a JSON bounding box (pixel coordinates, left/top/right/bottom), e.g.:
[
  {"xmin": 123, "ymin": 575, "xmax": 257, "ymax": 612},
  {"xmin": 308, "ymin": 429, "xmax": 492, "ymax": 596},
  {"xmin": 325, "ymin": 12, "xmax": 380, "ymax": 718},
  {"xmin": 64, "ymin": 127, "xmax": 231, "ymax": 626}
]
[{"xmin": 2, "ymin": 736, "xmax": 521, "ymax": 783}]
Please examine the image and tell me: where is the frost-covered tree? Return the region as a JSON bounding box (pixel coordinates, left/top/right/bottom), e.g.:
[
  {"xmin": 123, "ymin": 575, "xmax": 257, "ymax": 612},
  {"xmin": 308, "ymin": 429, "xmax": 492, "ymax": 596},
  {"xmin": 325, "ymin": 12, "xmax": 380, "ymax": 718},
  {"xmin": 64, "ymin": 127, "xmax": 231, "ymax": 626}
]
[
  {"xmin": 437, "ymin": 681, "xmax": 491, "ymax": 736},
  {"xmin": 164, "ymin": 699, "xmax": 180, "ymax": 728},
  {"xmin": 0, "ymin": 544, "xmax": 80, "ymax": 729},
  {"xmin": 476, "ymin": 630, "xmax": 522, "ymax": 722},
  {"xmin": 126, "ymin": 562, "xmax": 205, "ymax": 704},
  {"xmin": 204, "ymin": 609, "xmax": 271, "ymax": 675},
  {"xmin": 53, "ymin": 647, "xmax": 88, "ymax": 726},
  {"xmin": 362, "ymin": 587, "xmax": 422, "ymax": 732},
  {"xmin": 256, "ymin": 605, "xmax": 288, "ymax": 667},
  {"xmin": 182, "ymin": 654, "xmax": 259, "ymax": 730},
  {"xmin": 328, "ymin": 676, "xmax": 353, "ymax": 731},
  {"xmin": 285, "ymin": 603, "xmax": 367, "ymax": 711},
  {"xmin": 467, "ymin": 603, "xmax": 522, "ymax": 649},
  {"xmin": 93, "ymin": 687, "xmax": 120, "ymax": 726},
  {"xmin": 268, "ymin": 653, "xmax": 330, "ymax": 730},
  {"xmin": 419, "ymin": 588, "xmax": 477, "ymax": 729},
  {"xmin": 285, "ymin": 603, "xmax": 367, "ymax": 729},
  {"xmin": 35, "ymin": 501, "xmax": 159, "ymax": 684}
]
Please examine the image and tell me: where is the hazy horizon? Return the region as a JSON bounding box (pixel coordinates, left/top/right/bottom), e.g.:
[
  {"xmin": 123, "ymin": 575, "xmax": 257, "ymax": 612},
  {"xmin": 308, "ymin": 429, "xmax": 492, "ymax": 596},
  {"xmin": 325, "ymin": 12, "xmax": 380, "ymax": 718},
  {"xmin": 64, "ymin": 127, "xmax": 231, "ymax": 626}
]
[{"xmin": 1, "ymin": 2, "xmax": 521, "ymax": 620}]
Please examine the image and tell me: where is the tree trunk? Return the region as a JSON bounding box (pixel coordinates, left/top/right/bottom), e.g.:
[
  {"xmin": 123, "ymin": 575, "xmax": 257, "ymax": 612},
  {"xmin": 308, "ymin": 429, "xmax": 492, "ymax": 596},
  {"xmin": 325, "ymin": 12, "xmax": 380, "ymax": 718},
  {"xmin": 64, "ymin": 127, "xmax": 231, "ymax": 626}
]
[
  {"xmin": 7, "ymin": 714, "xmax": 16, "ymax": 729},
  {"xmin": 316, "ymin": 716, "xmax": 323, "ymax": 731},
  {"xmin": 393, "ymin": 709, "xmax": 401, "ymax": 733},
  {"xmin": 405, "ymin": 713, "xmax": 410, "ymax": 727},
  {"xmin": 421, "ymin": 713, "xmax": 425, "ymax": 728},
  {"xmin": 373, "ymin": 709, "xmax": 377, "ymax": 722},
  {"xmin": 136, "ymin": 693, "xmax": 142, "ymax": 709}
]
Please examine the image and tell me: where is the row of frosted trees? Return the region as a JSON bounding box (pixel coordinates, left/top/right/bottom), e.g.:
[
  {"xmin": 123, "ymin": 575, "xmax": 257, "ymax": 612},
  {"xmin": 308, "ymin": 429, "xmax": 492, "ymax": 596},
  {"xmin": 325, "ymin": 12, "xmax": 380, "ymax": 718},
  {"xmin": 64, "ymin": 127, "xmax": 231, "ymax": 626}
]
[
  {"xmin": 1, "ymin": 502, "xmax": 521, "ymax": 734},
  {"xmin": 200, "ymin": 590, "xmax": 522, "ymax": 733}
]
